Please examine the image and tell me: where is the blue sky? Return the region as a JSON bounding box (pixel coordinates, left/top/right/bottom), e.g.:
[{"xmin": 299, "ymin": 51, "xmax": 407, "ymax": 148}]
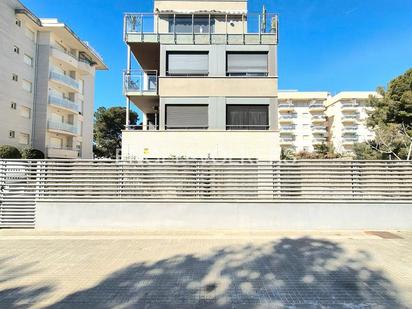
[{"xmin": 24, "ymin": 0, "xmax": 412, "ymax": 112}]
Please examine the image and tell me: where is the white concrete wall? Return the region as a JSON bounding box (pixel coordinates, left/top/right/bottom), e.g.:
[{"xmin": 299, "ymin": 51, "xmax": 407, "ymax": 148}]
[
  {"xmin": 122, "ymin": 130, "xmax": 280, "ymax": 160},
  {"xmin": 36, "ymin": 201, "xmax": 412, "ymax": 230}
]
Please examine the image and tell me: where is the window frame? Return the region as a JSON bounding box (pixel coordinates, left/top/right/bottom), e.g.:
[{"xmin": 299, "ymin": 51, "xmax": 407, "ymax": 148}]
[
  {"xmin": 226, "ymin": 51, "xmax": 269, "ymax": 77},
  {"xmin": 166, "ymin": 51, "xmax": 209, "ymax": 76},
  {"xmin": 226, "ymin": 104, "xmax": 269, "ymax": 130}
]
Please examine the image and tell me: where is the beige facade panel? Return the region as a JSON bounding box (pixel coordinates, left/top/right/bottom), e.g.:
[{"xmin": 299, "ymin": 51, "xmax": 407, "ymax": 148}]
[
  {"xmin": 159, "ymin": 77, "xmax": 277, "ymax": 97},
  {"xmin": 122, "ymin": 130, "xmax": 280, "ymax": 160}
]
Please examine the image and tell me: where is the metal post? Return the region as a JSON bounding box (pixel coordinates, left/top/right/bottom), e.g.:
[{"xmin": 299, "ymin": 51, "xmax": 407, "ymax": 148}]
[
  {"xmin": 192, "ymin": 14, "xmax": 195, "ymax": 43},
  {"xmin": 242, "ymin": 14, "xmax": 245, "ymax": 44},
  {"xmin": 140, "ymin": 13, "xmax": 144, "ymax": 41},
  {"xmin": 258, "ymin": 14, "xmax": 261, "ymax": 44},
  {"xmin": 173, "ymin": 14, "xmax": 176, "ymax": 44},
  {"xmin": 225, "ymin": 14, "xmax": 228, "ymax": 44},
  {"xmin": 125, "ymin": 45, "xmax": 132, "ymax": 130},
  {"xmin": 208, "ymin": 14, "xmax": 211, "ymax": 44}
]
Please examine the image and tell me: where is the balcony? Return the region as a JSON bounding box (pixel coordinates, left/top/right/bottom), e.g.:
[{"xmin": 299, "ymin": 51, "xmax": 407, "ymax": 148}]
[
  {"xmin": 341, "ymin": 102, "xmax": 359, "ymax": 112},
  {"xmin": 312, "ymin": 137, "xmax": 327, "ymax": 145},
  {"xmin": 47, "ymin": 147, "xmax": 79, "ymax": 159},
  {"xmin": 279, "ymin": 114, "xmax": 296, "ymax": 123},
  {"xmin": 48, "ymin": 120, "xmax": 79, "ymax": 135},
  {"xmin": 49, "ymin": 70, "xmax": 79, "ymax": 91},
  {"xmin": 278, "ymin": 103, "xmax": 294, "ymax": 112},
  {"xmin": 280, "ymin": 137, "xmax": 295, "ymax": 145},
  {"xmin": 342, "ymin": 114, "xmax": 359, "ymax": 123},
  {"xmin": 342, "ymin": 126, "xmax": 358, "ymax": 134},
  {"xmin": 124, "ymin": 70, "xmax": 158, "ymax": 96},
  {"xmin": 311, "ymin": 115, "xmax": 327, "ymax": 123},
  {"xmin": 309, "ymin": 102, "xmax": 325, "ymax": 112},
  {"xmin": 342, "ymin": 137, "xmax": 359, "ymax": 144},
  {"xmin": 280, "ymin": 125, "xmax": 295, "ymax": 132},
  {"xmin": 311, "ymin": 126, "xmax": 327, "ymax": 133},
  {"xmin": 48, "ymin": 95, "xmax": 80, "ymax": 113},
  {"xmin": 124, "ymin": 12, "xmax": 278, "ymax": 45}
]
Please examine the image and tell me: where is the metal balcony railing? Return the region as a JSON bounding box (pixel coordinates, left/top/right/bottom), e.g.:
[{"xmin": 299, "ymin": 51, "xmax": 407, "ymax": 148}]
[
  {"xmin": 49, "ymin": 71, "xmax": 79, "ymax": 90},
  {"xmin": 123, "ymin": 70, "xmax": 158, "ymax": 94},
  {"xmin": 48, "ymin": 95, "xmax": 80, "ymax": 113},
  {"xmin": 48, "ymin": 121, "xmax": 79, "ymax": 135},
  {"xmin": 124, "ymin": 12, "xmax": 278, "ymax": 44}
]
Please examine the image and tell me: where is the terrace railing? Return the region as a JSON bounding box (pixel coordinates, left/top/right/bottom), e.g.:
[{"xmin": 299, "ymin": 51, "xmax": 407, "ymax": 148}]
[
  {"xmin": 123, "ymin": 70, "xmax": 158, "ymax": 94},
  {"xmin": 124, "ymin": 12, "xmax": 278, "ymax": 44}
]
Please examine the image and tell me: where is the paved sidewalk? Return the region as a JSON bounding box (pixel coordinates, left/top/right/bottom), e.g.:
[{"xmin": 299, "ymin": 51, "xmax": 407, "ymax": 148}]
[{"xmin": 0, "ymin": 230, "xmax": 411, "ymax": 308}]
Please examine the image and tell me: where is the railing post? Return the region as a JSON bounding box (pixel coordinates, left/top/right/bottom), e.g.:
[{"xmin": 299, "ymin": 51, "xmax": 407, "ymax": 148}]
[
  {"xmin": 140, "ymin": 13, "xmax": 144, "ymax": 41},
  {"xmin": 258, "ymin": 14, "xmax": 262, "ymax": 44},
  {"xmin": 242, "ymin": 14, "xmax": 245, "ymax": 44},
  {"xmin": 173, "ymin": 14, "xmax": 176, "ymax": 44},
  {"xmin": 192, "ymin": 14, "xmax": 195, "ymax": 43},
  {"xmin": 208, "ymin": 14, "xmax": 211, "ymax": 44},
  {"xmin": 225, "ymin": 14, "xmax": 228, "ymax": 44}
]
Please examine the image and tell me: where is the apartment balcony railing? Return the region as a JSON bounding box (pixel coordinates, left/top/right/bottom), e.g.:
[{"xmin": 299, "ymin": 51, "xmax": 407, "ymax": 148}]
[
  {"xmin": 342, "ymin": 114, "xmax": 359, "ymax": 121},
  {"xmin": 47, "ymin": 147, "xmax": 79, "ymax": 159},
  {"xmin": 280, "ymin": 125, "xmax": 295, "ymax": 131},
  {"xmin": 311, "ymin": 115, "xmax": 327, "ymax": 121},
  {"xmin": 278, "ymin": 103, "xmax": 294, "ymax": 108},
  {"xmin": 311, "ymin": 126, "xmax": 327, "ymax": 133},
  {"xmin": 342, "ymin": 137, "xmax": 359, "ymax": 144},
  {"xmin": 124, "ymin": 12, "xmax": 278, "ymax": 45},
  {"xmin": 309, "ymin": 103, "xmax": 325, "ymax": 110},
  {"xmin": 48, "ymin": 120, "xmax": 79, "ymax": 135},
  {"xmin": 279, "ymin": 114, "xmax": 297, "ymax": 120},
  {"xmin": 48, "ymin": 95, "xmax": 80, "ymax": 113},
  {"xmin": 312, "ymin": 138, "xmax": 327, "ymax": 144},
  {"xmin": 280, "ymin": 137, "xmax": 295, "ymax": 143},
  {"xmin": 341, "ymin": 102, "xmax": 359, "ymax": 108},
  {"xmin": 49, "ymin": 70, "xmax": 79, "ymax": 90},
  {"xmin": 342, "ymin": 126, "xmax": 358, "ymax": 133},
  {"xmin": 123, "ymin": 70, "xmax": 158, "ymax": 94}
]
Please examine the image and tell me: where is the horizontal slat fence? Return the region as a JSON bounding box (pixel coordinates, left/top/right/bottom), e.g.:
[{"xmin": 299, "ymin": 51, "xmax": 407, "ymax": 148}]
[{"xmin": 1, "ymin": 159, "xmax": 411, "ymax": 202}]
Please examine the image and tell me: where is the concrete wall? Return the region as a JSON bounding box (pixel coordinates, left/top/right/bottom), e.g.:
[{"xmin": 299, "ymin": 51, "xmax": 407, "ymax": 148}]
[
  {"xmin": 36, "ymin": 201, "xmax": 412, "ymax": 230},
  {"xmin": 122, "ymin": 130, "xmax": 280, "ymax": 159}
]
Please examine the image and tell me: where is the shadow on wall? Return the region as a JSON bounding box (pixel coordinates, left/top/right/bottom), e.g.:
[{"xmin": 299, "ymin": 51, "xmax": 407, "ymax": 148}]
[{"xmin": 0, "ymin": 238, "xmax": 405, "ymax": 308}]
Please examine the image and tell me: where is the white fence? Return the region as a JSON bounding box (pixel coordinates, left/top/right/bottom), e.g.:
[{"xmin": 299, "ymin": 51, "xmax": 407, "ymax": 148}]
[{"xmin": 1, "ymin": 159, "xmax": 412, "ymax": 228}]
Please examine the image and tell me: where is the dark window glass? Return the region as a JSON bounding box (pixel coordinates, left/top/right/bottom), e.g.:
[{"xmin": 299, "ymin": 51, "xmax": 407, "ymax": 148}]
[
  {"xmin": 169, "ymin": 15, "xmax": 215, "ymax": 33},
  {"xmin": 226, "ymin": 105, "xmax": 269, "ymax": 130}
]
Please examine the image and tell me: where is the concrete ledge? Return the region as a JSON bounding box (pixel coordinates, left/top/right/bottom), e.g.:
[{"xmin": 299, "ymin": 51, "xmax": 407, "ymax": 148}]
[{"xmin": 36, "ymin": 202, "xmax": 412, "ymax": 231}]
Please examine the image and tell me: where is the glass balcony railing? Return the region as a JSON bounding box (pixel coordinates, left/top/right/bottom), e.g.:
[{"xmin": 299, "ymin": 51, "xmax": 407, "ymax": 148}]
[
  {"xmin": 123, "ymin": 70, "xmax": 158, "ymax": 94},
  {"xmin": 124, "ymin": 12, "xmax": 278, "ymax": 44},
  {"xmin": 48, "ymin": 95, "xmax": 80, "ymax": 113},
  {"xmin": 48, "ymin": 120, "xmax": 79, "ymax": 135},
  {"xmin": 50, "ymin": 71, "xmax": 79, "ymax": 90}
]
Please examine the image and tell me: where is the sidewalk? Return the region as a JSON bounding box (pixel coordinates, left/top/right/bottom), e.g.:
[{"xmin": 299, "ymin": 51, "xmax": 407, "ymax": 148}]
[{"xmin": 0, "ymin": 230, "xmax": 411, "ymax": 308}]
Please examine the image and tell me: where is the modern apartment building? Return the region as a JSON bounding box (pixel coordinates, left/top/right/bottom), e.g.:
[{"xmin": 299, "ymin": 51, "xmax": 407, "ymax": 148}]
[
  {"xmin": 122, "ymin": 0, "xmax": 279, "ymax": 160},
  {"xmin": 325, "ymin": 91, "xmax": 378, "ymax": 154},
  {"xmin": 0, "ymin": 0, "xmax": 107, "ymax": 158},
  {"xmin": 278, "ymin": 91, "xmax": 329, "ymax": 152}
]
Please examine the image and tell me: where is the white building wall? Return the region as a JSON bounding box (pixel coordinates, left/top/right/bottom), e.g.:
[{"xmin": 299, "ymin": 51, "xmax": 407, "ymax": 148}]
[
  {"xmin": 325, "ymin": 92, "xmax": 378, "ymax": 154},
  {"xmin": 0, "ymin": 0, "xmax": 37, "ymax": 148},
  {"xmin": 0, "ymin": 0, "xmax": 105, "ymax": 158},
  {"xmin": 278, "ymin": 92, "xmax": 329, "ymax": 152}
]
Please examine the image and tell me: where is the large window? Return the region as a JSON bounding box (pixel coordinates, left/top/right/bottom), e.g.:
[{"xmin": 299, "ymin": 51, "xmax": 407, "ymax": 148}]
[
  {"xmin": 166, "ymin": 105, "xmax": 208, "ymax": 130},
  {"xmin": 226, "ymin": 52, "xmax": 268, "ymax": 76},
  {"xmin": 226, "ymin": 105, "xmax": 269, "ymax": 130},
  {"xmin": 167, "ymin": 52, "xmax": 209, "ymax": 76},
  {"xmin": 169, "ymin": 15, "xmax": 215, "ymax": 34}
]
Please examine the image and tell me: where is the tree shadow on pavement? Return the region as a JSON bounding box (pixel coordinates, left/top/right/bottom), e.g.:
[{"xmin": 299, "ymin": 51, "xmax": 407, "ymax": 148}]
[{"xmin": 45, "ymin": 237, "xmax": 405, "ymax": 308}]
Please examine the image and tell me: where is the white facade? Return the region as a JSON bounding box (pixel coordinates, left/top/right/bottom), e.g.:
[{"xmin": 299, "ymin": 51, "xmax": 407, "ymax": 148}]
[
  {"xmin": 278, "ymin": 91, "xmax": 329, "ymax": 152},
  {"xmin": 0, "ymin": 0, "xmax": 107, "ymax": 158},
  {"xmin": 325, "ymin": 92, "xmax": 378, "ymax": 154}
]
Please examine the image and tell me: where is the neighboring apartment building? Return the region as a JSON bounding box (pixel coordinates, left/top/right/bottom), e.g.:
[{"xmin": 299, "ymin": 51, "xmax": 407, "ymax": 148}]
[
  {"xmin": 278, "ymin": 91, "xmax": 329, "ymax": 152},
  {"xmin": 122, "ymin": 0, "xmax": 280, "ymax": 160},
  {"xmin": 0, "ymin": 0, "xmax": 107, "ymax": 158},
  {"xmin": 325, "ymin": 91, "xmax": 377, "ymax": 154}
]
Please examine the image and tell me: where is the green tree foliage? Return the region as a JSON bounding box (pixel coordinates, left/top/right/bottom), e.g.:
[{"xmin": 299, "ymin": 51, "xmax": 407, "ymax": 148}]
[
  {"xmin": 355, "ymin": 68, "xmax": 412, "ymax": 160},
  {"xmin": 94, "ymin": 107, "xmax": 138, "ymax": 159},
  {"xmin": 21, "ymin": 148, "xmax": 45, "ymax": 159},
  {"xmin": 0, "ymin": 145, "xmax": 22, "ymax": 159}
]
